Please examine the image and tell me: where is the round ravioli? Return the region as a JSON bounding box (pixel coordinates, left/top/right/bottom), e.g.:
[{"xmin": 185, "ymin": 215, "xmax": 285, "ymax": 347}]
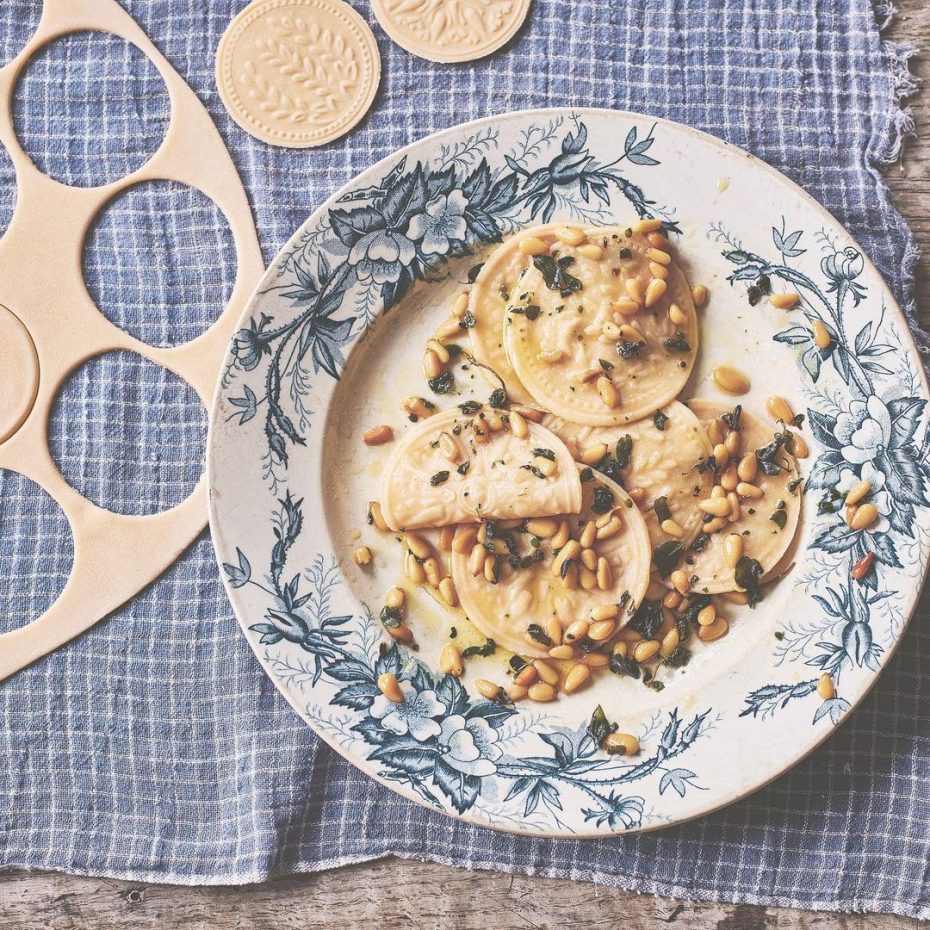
[
  {"xmin": 684, "ymin": 399, "xmax": 802, "ymax": 594},
  {"xmin": 379, "ymin": 406, "xmax": 581, "ymax": 530},
  {"xmin": 451, "ymin": 469, "xmax": 651, "ymax": 658},
  {"xmin": 504, "ymin": 226, "xmax": 699, "ymax": 425},
  {"xmin": 544, "ymin": 400, "xmax": 714, "ymax": 550},
  {"xmin": 466, "ymin": 224, "xmax": 564, "ymax": 404}
]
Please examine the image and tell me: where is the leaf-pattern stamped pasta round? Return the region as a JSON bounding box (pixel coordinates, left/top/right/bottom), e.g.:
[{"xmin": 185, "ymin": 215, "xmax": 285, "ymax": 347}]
[
  {"xmin": 379, "ymin": 406, "xmax": 581, "ymax": 530},
  {"xmin": 503, "ymin": 227, "xmax": 699, "ymax": 425},
  {"xmin": 450, "ymin": 469, "xmax": 651, "ymax": 658}
]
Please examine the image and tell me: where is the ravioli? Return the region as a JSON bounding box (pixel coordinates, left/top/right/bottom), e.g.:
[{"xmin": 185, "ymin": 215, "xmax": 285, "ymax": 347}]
[
  {"xmin": 503, "ymin": 227, "xmax": 699, "ymax": 425},
  {"xmin": 379, "ymin": 406, "xmax": 582, "ymax": 530},
  {"xmin": 450, "ymin": 469, "xmax": 651, "ymax": 658},
  {"xmin": 684, "ymin": 399, "xmax": 802, "ymax": 594},
  {"xmin": 466, "ymin": 224, "xmax": 564, "ymax": 404},
  {"xmin": 544, "ymin": 401, "xmax": 714, "ymax": 550}
]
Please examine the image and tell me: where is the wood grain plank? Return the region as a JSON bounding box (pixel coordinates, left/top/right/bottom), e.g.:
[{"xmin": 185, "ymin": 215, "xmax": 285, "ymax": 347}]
[{"xmin": 2, "ymin": 2, "xmax": 928, "ymax": 927}]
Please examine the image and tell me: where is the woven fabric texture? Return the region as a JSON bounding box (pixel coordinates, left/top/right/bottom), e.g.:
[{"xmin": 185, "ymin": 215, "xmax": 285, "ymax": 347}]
[{"xmin": 0, "ymin": 0, "xmax": 926, "ymax": 917}]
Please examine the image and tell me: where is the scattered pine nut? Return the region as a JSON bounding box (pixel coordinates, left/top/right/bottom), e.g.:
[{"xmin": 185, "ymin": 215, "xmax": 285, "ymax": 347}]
[
  {"xmin": 439, "ymin": 576, "xmax": 458, "ymax": 607},
  {"xmin": 588, "ymin": 619, "xmax": 617, "ymax": 641},
  {"xmin": 727, "ymin": 490, "xmax": 741, "ymax": 521},
  {"xmin": 633, "ymin": 217, "xmax": 663, "ymax": 233},
  {"xmin": 536, "ymin": 455, "xmax": 558, "ymax": 477},
  {"xmin": 533, "ymin": 659, "xmax": 559, "ymax": 686},
  {"xmin": 368, "ymin": 500, "xmax": 389, "ymax": 531},
  {"xmin": 766, "ymin": 395, "xmax": 796, "ymax": 425},
  {"xmin": 580, "ymin": 547, "xmax": 597, "ymax": 572},
  {"xmin": 670, "ymin": 570, "xmax": 690, "ymax": 595},
  {"xmin": 596, "ymin": 556, "xmax": 612, "ymax": 590},
  {"xmin": 483, "ymin": 554, "xmax": 499, "ymax": 584},
  {"xmin": 817, "ymin": 673, "xmax": 835, "ymax": 700},
  {"xmin": 661, "ymin": 518, "xmax": 684, "ymax": 538},
  {"xmin": 437, "ymin": 526, "xmax": 455, "ymax": 553},
  {"xmin": 712, "ymin": 364, "xmax": 750, "ymax": 396},
  {"xmin": 720, "ymin": 465, "xmax": 738, "ymax": 492},
  {"xmin": 434, "ymin": 316, "xmax": 464, "ymax": 342},
  {"xmin": 724, "ymin": 430, "xmax": 741, "ymax": 456},
  {"xmin": 846, "ymin": 480, "xmax": 872, "ymax": 506},
  {"xmin": 554, "ymin": 225, "xmax": 586, "ymax": 246},
  {"xmin": 363, "ymin": 425, "xmax": 394, "ymax": 446},
  {"xmin": 633, "ymin": 640, "xmax": 660, "ymax": 663},
  {"xmin": 647, "ymin": 247, "xmax": 672, "ymax": 266},
  {"xmin": 769, "ymin": 292, "xmax": 800, "ymax": 310},
  {"xmin": 545, "ymin": 618, "xmax": 563, "ymax": 646},
  {"xmin": 565, "ymin": 619, "xmax": 590, "ymax": 642},
  {"xmin": 423, "ymin": 557, "xmax": 441, "ymax": 587},
  {"xmin": 468, "ymin": 543, "xmax": 486, "ymax": 576},
  {"xmin": 851, "ymin": 502, "xmax": 878, "ymax": 531},
  {"xmin": 582, "ymin": 652, "xmax": 610, "ymax": 669},
  {"xmin": 402, "ymin": 395, "xmax": 435, "ymax": 418},
  {"xmin": 352, "ymin": 546, "xmax": 372, "ymax": 566},
  {"xmin": 438, "ymin": 431, "xmax": 460, "ymax": 463},
  {"xmin": 706, "ymin": 418, "xmax": 725, "ymax": 447},
  {"xmin": 698, "ymin": 617, "xmax": 729, "ymax": 642},
  {"xmin": 662, "ymin": 590, "xmax": 681, "ymax": 610},
  {"xmin": 737, "ymin": 481, "xmax": 764, "ymax": 499},
  {"xmin": 596, "ymin": 515, "xmax": 624, "ymax": 541},
  {"xmin": 562, "ymin": 663, "xmax": 592, "ymax": 694},
  {"xmin": 737, "ymin": 452, "xmax": 758, "ymax": 482},
  {"xmin": 439, "ymin": 643, "xmax": 463, "ymax": 677},
  {"xmin": 649, "ymin": 262, "xmax": 669, "ymax": 280},
  {"xmin": 518, "ymin": 235, "xmax": 549, "ymax": 256},
  {"xmin": 647, "ymin": 231, "xmax": 670, "ymax": 250},
  {"xmin": 604, "ymin": 732, "xmax": 639, "ymax": 755},
  {"xmin": 724, "ymin": 534, "xmax": 744, "ymax": 569},
  {"xmin": 549, "ymin": 644, "xmax": 575, "ymax": 660},
  {"xmin": 551, "ymin": 540, "xmax": 582, "ymax": 578},
  {"xmin": 405, "ymin": 551, "xmax": 426, "ymax": 583},
  {"xmin": 577, "ymin": 243, "xmax": 603, "ymax": 260},
  {"xmin": 660, "ymin": 628, "xmax": 680, "ymax": 657},
  {"xmin": 668, "ymin": 303, "xmax": 686, "ymax": 325},
  {"xmin": 538, "ymin": 348, "xmax": 566, "ymax": 364},
  {"xmin": 507, "ymin": 684, "xmax": 528, "ymax": 701},
  {"xmin": 790, "ymin": 433, "xmax": 810, "ymax": 459},
  {"xmin": 386, "ymin": 623, "xmax": 413, "ymax": 644},
  {"xmin": 596, "ymin": 376, "xmax": 620, "ymax": 408},
  {"xmin": 581, "ymin": 443, "xmax": 608, "ymax": 466},
  {"xmin": 613, "ymin": 298, "xmax": 641, "ymax": 317},
  {"xmin": 513, "ymin": 404, "xmax": 545, "ymax": 423},
  {"xmin": 509, "ymin": 410, "xmax": 529, "ymax": 438},
  {"xmin": 697, "ymin": 604, "xmax": 717, "ymax": 627},
  {"xmin": 713, "ymin": 444, "xmax": 729, "ymax": 469},
  {"xmin": 423, "ymin": 350, "xmax": 442, "ymax": 380},
  {"xmin": 625, "ymin": 277, "xmax": 645, "ymax": 305},
  {"xmin": 579, "ymin": 520, "xmax": 598, "ymax": 549},
  {"xmin": 528, "ymin": 682, "xmax": 557, "ymax": 702},
  {"xmin": 591, "ymin": 603, "xmax": 619, "ymax": 622},
  {"xmin": 526, "ymin": 517, "xmax": 559, "ymax": 538},
  {"xmin": 514, "ymin": 665, "xmax": 538, "ymax": 687},
  {"xmin": 851, "ymin": 552, "xmax": 876, "ymax": 581},
  {"xmin": 691, "ymin": 284, "xmax": 708, "ymax": 307},
  {"xmin": 699, "ymin": 497, "xmax": 731, "ymax": 517},
  {"xmin": 719, "ymin": 590, "xmax": 749, "ymax": 605},
  {"xmin": 551, "ymin": 519, "xmax": 571, "ymax": 549},
  {"xmin": 385, "ymin": 587, "xmax": 405, "ymax": 609},
  {"xmin": 451, "ymin": 292, "xmax": 470, "ymax": 317},
  {"xmin": 475, "ymin": 679, "xmax": 502, "ymax": 700},
  {"xmin": 452, "ymin": 525, "xmax": 479, "ymax": 553},
  {"xmin": 378, "ymin": 673, "xmax": 404, "ymax": 703},
  {"xmin": 602, "ymin": 321, "xmax": 623, "ymax": 340},
  {"xmin": 406, "ymin": 533, "xmax": 431, "ymax": 560},
  {"xmin": 812, "ymin": 319, "xmax": 832, "ymax": 349},
  {"xmin": 644, "ymin": 277, "xmax": 667, "ymax": 308},
  {"xmin": 427, "ymin": 339, "xmax": 450, "ymax": 364},
  {"xmin": 703, "ymin": 518, "xmax": 727, "ymax": 534}
]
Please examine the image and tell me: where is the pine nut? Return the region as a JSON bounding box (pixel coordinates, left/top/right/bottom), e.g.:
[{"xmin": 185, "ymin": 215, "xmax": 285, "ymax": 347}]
[
  {"xmin": 533, "ymin": 659, "xmax": 559, "ymax": 686},
  {"xmin": 526, "ymin": 517, "xmax": 559, "ymax": 538},
  {"xmin": 646, "ymin": 247, "xmax": 672, "ymax": 266},
  {"xmin": 536, "ymin": 455, "xmax": 558, "ymax": 477},
  {"xmin": 507, "ymin": 683, "xmax": 528, "ymax": 701},
  {"xmin": 668, "ymin": 303, "xmax": 686, "ymax": 325},
  {"xmin": 719, "ymin": 590, "xmax": 749, "ymax": 605},
  {"xmin": 440, "ymin": 643, "xmax": 463, "ymax": 676},
  {"xmin": 508, "ymin": 409, "xmax": 529, "ymax": 439},
  {"xmin": 704, "ymin": 517, "xmax": 727, "ymax": 534},
  {"xmin": 727, "ymin": 491, "xmax": 741, "ymax": 521},
  {"xmin": 698, "ymin": 616, "xmax": 729, "ymax": 642},
  {"xmin": 712, "ymin": 364, "xmax": 750, "ymax": 396},
  {"xmin": 691, "ymin": 284, "xmax": 708, "ymax": 307},
  {"xmin": 424, "ymin": 557, "xmax": 441, "ymax": 587},
  {"xmin": 737, "ymin": 481, "xmax": 764, "ymax": 499},
  {"xmin": 644, "ymin": 277, "xmax": 667, "ymax": 308},
  {"xmin": 513, "ymin": 404, "xmax": 545, "ymax": 423},
  {"xmin": 619, "ymin": 324, "xmax": 645, "ymax": 342},
  {"xmin": 595, "ymin": 515, "xmax": 623, "ymax": 540},
  {"xmin": 724, "ymin": 534, "xmax": 743, "ymax": 568},
  {"xmin": 563, "ymin": 663, "xmax": 592, "ymax": 694},
  {"xmin": 711, "ymin": 485, "xmax": 726, "ymax": 499},
  {"xmin": 577, "ymin": 243, "xmax": 603, "ymax": 260},
  {"xmin": 737, "ymin": 452, "xmax": 758, "ymax": 482},
  {"xmin": 647, "ymin": 231, "xmax": 671, "ymax": 249},
  {"xmin": 528, "ymin": 682, "xmax": 557, "ymax": 702},
  {"xmin": 405, "ymin": 551, "xmax": 426, "ymax": 582},
  {"xmin": 368, "ymin": 500, "xmax": 389, "ymax": 530},
  {"xmin": 588, "ymin": 619, "xmax": 617, "ymax": 641},
  {"xmin": 633, "ymin": 217, "xmax": 663, "ymax": 233},
  {"xmin": 406, "ymin": 533, "xmax": 431, "ymax": 560},
  {"xmin": 403, "ymin": 395, "xmax": 435, "ymax": 418},
  {"xmin": 706, "ymin": 418, "xmax": 725, "ymax": 446},
  {"xmin": 387, "ymin": 623, "xmax": 413, "ymax": 643},
  {"xmin": 812, "ymin": 319, "xmax": 831, "ymax": 349},
  {"xmin": 363, "ymin": 425, "xmax": 394, "ymax": 446},
  {"xmin": 552, "ymin": 539, "xmax": 582, "ymax": 577},
  {"xmin": 452, "ymin": 524, "xmax": 479, "ymax": 553},
  {"xmin": 580, "ymin": 566, "xmax": 598, "ymax": 591},
  {"xmin": 790, "ymin": 433, "xmax": 810, "ymax": 459},
  {"xmin": 451, "ymin": 292, "xmax": 470, "ymax": 317},
  {"xmin": 713, "ymin": 444, "xmax": 729, "ymax": 469},
  {"xmin": 724, "ymin": 430, "xmax": 741, "ymax": 456},
  {"xmin": 549, "ymin": 644, "xmax": 575, "ymax": 660},
  {"xmin": 581, "ymin": 442, "xmax": 608, "ymax": 466},
  {"xmin": 591, "ymin": 603, "xmax": 620, "ymax": 622},
  {"xmin": 613, "ymin": 298, "xmax": 642, "ymax": 317},
  {"xmin": 649, "ymin": 262, "xmax": 669, "ymax": 280},
  {"xmin": 468, "ymin": 543, "xmax": 486, "ymax": 576},
  {"xmin": 579, "ymin": 520, "xmax": 598, "ymax": 549},
  {"xmin": 354, "ymin": 546, "xmax": 373, "ymax": 566},
  {"xmin": 475, "ymin": 679, "xmax": 501, "ymax": 699},
  {"xmin": 846, "ymin": 480, "xmax": 872, "ymax": 506},
  {"xmin": 438, "ymin": 431, "xmax": 460, "ymax": 463},
  {"xmin": 484, "ymin": 555, "xmax": 498, "ymax": 583},
  {"xmin": 519, "ymin": 236, "xmax": 549, "ymax": 255},
  {"xmin": 845, "ymin": 504, "xmax": 858, "ymax": 528},
  {"xmin": 435, "ymin": 526, "xmax": 454, "ymax": 553},
  {"xmin": 817, "ymin": 672, "xmax": 835, "ymax": 700},
  {"xmin": 580, "ymin": 367, "xmax": 603, "ymax": 384},
  {"xmin": 439, "ymin": 577, "xmax": 458, "ymax": 607},
  {"xmin": 514, "ymin": 665, "xmax": 538, "ymax": 687},
  {"xmin": 851, "ymin": 503, "xmax": 879, "ymax": 531},
  {"xmin": 538, "ymin": 348, "xmax": 566, "ymax": 364},
  {"xmin": 427, "ymin": 339, "xmax": 450, "ymax": 364},
  {"xmin": 596, "ymin": 556, "xmax": 612, "ymax": 590},
  {"xmin": 660, "ymin": 628, "xmax": 680, "ymax": 657},
  {"xmin": 581, "ymin": 547, "xmax": 597, "ymax": 571},
  {"xmin": 662, "ymin": 590, "xmax": 681, "ymax": 610},
  {"xmin": 551, "ymin": 519, "xmax": 571, "ymax": 549},
  {"xmin": 378, "ymin": 673, "xmax": 404, "ymax": 703},
  {"xmin": 625, "ymin": 277, "xmax": 645, "ymax": 305},
  {"xmin": 633, "ymin": 639, "xmax": 661, "ymax": 663},
  {"xmin": 612, "ymin": 641, "xmax": 629, "ymax": 658},
  {"xmin": 596, "ymin": 375, "xmax": 620, "ymax": 408},
  {"xmin": 486, "ymin": 412, "xmax": 505, "ymax": 432},
  {"xmin": 564, "ymin": 619, "xmax": 590, "ymax": 642},
  {"xmin": 770, "ymin": 292, "xmax": 800, "ymax": 310},
  {"xmin": 697, "ymin": 604, "xmax": 717, "ymax": 626},
  {"xmin": 700, "ymin": 497, "xmax": 731, "ymax": 517},
  {"xmin": 670, "ymin": 570, "xmax": 690, "ymax": 595},
  {"xmin": 661, "ymin": 518, "xmax": 684, "ymax": 538},
  {"xmin": 604, "ymin": 732, "xmax": 639, "ymax": 755},
  {"xmin": 720, "ymin": 465, "xmax": 738, "ymax": 492},
  {"xmin": 554, "ymin": 225, "xmax": 585, "ymax": 246},
  {"xmin": 434, "ymin": 316, "xmax": 464, "ymax": 342},
  {"xmin": 546, "ymin": 618, "xmax": 563, "ymax": 646},
  {"xmin": 602, "ymin": 321, "xmax": 623, "ymax": 340},
  {"xmin": 766, "ymin": 395, "xmax": 796, "ymax": 425},
  {"xmin": 385, "ymin": 586, "xmax": 405, "ymax": 609}
]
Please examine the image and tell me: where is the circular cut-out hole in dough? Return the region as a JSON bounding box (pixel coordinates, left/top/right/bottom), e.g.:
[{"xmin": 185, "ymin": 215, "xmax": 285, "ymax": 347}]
[
  {"xmin": 0, "ymin": 469, "xmax": 74, "ymax": 635},
  {"xmin": 49, "ymin": 350, "xmax": 206, "ymax": 515},
  {"xmin": 84, "ymin": 181, "xmax": 238, "ymax": 347},
  {"xmin": 13, "ymin": 30, "xmax": 170, "ymax": 187},
  {"xmin": 0, "ymin": 1, "xmax": 43, "ymax": 68}
]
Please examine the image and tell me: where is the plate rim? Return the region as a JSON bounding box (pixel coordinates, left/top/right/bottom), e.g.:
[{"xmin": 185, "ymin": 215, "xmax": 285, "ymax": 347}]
[{"xmin": 208, "ymin": 105, "xmax": 930, "ymax": 838}]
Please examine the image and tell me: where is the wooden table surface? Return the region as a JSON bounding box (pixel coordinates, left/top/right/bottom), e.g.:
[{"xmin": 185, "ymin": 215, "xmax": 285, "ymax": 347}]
[{"xmin": 2, "ymin": 4, "xmax": 928, "ymax": 928}]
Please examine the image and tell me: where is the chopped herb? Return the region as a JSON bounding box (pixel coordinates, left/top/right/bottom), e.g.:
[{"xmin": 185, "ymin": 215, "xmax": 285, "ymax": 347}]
[
  {"xmin": 755, "ymin": 435, "xmax": 787, "ymax": 476},
  {"xmin": 430, "ymin": 471, "xmax": 450, "ymax": 486},
  {"xmin": 595, "ymin": 456, "xmax": 622, "ymax": 482},
  {"xmin": 428, "ymin": 370, "xmax": 454, "ymax": 394},
  {"xmin": 489, "ymin": 387, "xmax": 507, "ymax": 408},
  {"xmin": 695, "ymin": 455, "xmax": 719, "ymax": 475},
  {"xmin": 617, "ymin": 339, "xmax": 647, "ymax": 360},
  {"xmin": 524, "ymin": 304, "xmax": 541, "ymax": 321},
  {"xmin": 618, "ymin": 247, "xmax": 632, "ymax": 259},
  {"xmin": 774, "ymin": 631, "xmax": 785, "ymax": 641},
  {"xmin": 599, "ymin": 358, "xmax": 615, "ymax": 371},
  {"xmin": 461, "ymin": 311, "xmax": 477, "ymax": 328},
  {"xmin": 560, "ymin": 558, "xmax": 575, "ymax": 579},
  {"xmin": 526, "ymin": 623, "xmax": 552, "ymax": 647},
  {"xmin": 609, "ymin": 653, "xmax": 641, "ymax": 679},
  {"xmin": 615, "ymin": 435, "xmax": 634, "ymax": 469},
  {"xmin": 498, "ymin": 285, "xmax": 510, "ymax": 300},
  {"xmin": 663, "ymin": 647, "xmax": 691, "ymax": 669},
  {"xmin": 675, "ymin": 617, "xmax": 692, "ymax": 644},
  {"xmin": 591, "ymin": 486, "xmax": 615, "ymax": 514},
  {"xmin": 679, "ymin": 594, "xmax": 711, "ymax": 629},
  {"xmin": 522, "ymin": 464, "xmax": 547, "ymax": 479},
  {"xmin": 817, "ymin": 487, "xmax": 843, "ymax": 514},
  {"xmin": 467, "ymin": 262, "xmax": 485, "ymax": 283},
  {"xmin": 756, "ymin": 274, "xmax": 772, "ymax": 295},
  {"xmin": 379, "ymin": 606, "xmax": 402, "ymax": 629},
  {"xmin": 461, "ymin": 638, "xmax": 496, "ymax": 659},
  {"xmin": 653, "ymin": 410, "xmax": 669, "ymax": 431},
  {"xmin": 459, "ymin": 400, "xmax": 481, "ymax": 415},
  {"xmin": 629, "ymin": 599, "xmax": 664, "ymax": 639},
  {"xmin": 587, "ymin": 704, "xmax": 617, "ymax": 745},
  {"xmin": 735, "ymin": 556, "xmax": 764, "ymax": 607},
  {"xmin": 664, "ymin": 331, "xmax": 691, "ymax": 353},
  {"xmin": 532, "ymin": 447, "xmax": 556, "ymax": 461},
  {"xmin": 508, "ymin": 655, "xmax": 527, "ymax": 672},
  {"xmin": 788, "ymin": 477, "xmax": 803, "ymax": 493},
  {"xmin": 770, "ymin": 510, "xmax": 788, "ymax": 530},
  {"xmin": 645, "ymin": 679, "xmax": 666, "ymax": 692},
  {"xmin": 450, "ymin": 626, "xmax": 457, "ymax": 639},
  {"xmin": 457, "ymin": 460, "xmax": 471, "ymax": 475},
  {"xmin": 533, "ymin": 254, "xmax": 583, "ymax": 297},
  {"xmin": 653, "ymin": 540, "xmax": 685, "ymax": 578},
  {"xmin": 747, "ymin": 284, "xmax": 762, "ymax": 306},
  {"xmin": 690, "ymin": 532, "xmax": 710, "ymax": 552},
  {"xmin": 580, "ymin": 467, "xmax": 594, "ymax": 482},
  {"xmin": 721, "ymin": 405, "xmax": 743, "ymax": 432},
  {"xmin": 654, "ymin": 496, "xmax": 672, "ymax": 523}
]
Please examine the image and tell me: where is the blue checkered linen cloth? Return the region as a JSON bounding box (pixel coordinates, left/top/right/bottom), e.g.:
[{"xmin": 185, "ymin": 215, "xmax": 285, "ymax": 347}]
[{"xmin": 0, "ymin": 0, "xmax": 926, "ymax": 916}]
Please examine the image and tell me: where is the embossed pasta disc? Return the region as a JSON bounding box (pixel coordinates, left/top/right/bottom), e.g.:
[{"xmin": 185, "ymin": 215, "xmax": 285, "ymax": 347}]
[
  {"xmin": 545, "ymin": 401, "xmax": 714, "ymax": 551},
  {"xmin": 685, "ymin": 399, "xmax": 802, "ymax": 593},
  {"xmin": 379, "ymin": 406, "xmax": 581, "ymax": 530},
  {"xmin": 451, "ymin": 468, "xmax": 651, "ymax": 659},
  {"xmin": 216, "ymin": 0, "xmax": 381, "ymax": 149},
  {"xmin": 504, "ymin": 226, "xmax": 699, "ymax": 426},
  {"xmin": 370, "ymin": 0, "xmax": 531, "ymax": 64}
]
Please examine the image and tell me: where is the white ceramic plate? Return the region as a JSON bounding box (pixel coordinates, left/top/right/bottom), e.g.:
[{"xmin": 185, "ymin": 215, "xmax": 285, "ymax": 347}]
[{"xmin": 208, "ymin": 108, "xmax": 930, "ymax": 836}]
